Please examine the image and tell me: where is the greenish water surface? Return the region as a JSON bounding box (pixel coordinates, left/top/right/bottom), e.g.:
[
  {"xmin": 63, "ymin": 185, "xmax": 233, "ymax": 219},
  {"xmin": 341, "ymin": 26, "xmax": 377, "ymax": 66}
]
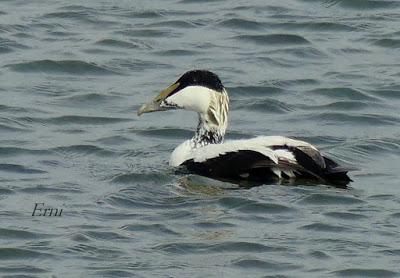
[{"xmin": 1, "ymin": 0, "xmax": 400, "ymax": 277}]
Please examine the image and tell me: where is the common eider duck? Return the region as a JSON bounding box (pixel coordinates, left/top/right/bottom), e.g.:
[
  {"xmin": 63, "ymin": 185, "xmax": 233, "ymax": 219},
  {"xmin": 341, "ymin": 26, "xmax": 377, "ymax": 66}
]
[{"xmin": 138, "ymin": 70, "xmax": 352, "ymax": 186}]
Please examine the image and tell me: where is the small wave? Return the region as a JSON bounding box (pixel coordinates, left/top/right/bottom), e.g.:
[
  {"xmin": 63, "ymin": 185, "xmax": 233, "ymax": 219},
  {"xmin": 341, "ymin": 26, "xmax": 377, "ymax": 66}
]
[
  {"xmin": 180, "ymin": 0, "xmax": 222, "ymax": 3},
  {"xmin": 316, "ymin": 112, "xmax": 399, "ymax": 125},
  {"xmin": 236, "ymin": 202, "xmax": 295, "ymax": 214},
  {"xmin": 0, "ymin": 248, "xmax": 53, "ymax": 260},
  {"xmin": 0, "ymin": 38, "xmax": 27, "ymax": 54},
  {"xmin": 194, "ymin": 221, "xmax": 235, "ymax": 229},
  {"xmin": 0, "ymin": 24, "xmax": 27, "ymax": 34},
  {"xmin": 217, "ymin": 18, "xmax": 265, "ymax": 30},
  {"xmin": 82, "ymin": 231, "xmax": 129, "ymax": 241},
  {"xmin": 218, "ymin": 196, "xmax": 294, "ymax": 213},
  {"xmin": 0, "ymin": 123, "xmax": 30, "ymax": 133},
  {"xmin": 65, "ymin": 244, "xmax": 124, "ymax": 260},
  {"xmin": 0, "ymin": 104, "xmax": 35, "ymax": 113},
  {"xmin": 154, "ymin": 49, "xmax": 200, "ymax": 56},
  {"xmin": 52, "ymin": 144, "xmax": 116, "ymax": 157},
  {"xmin": 43, "ymin": 115, "xmax": 129, "ymax": 125},
  {"xmin": 117, "ymin": 29, "xmax": 178, "ymax": 38},
  {"xmin": 373, "ymin": 38, "xmax": 400, "ymax": 48},
  {"xmin": 5, "ymin": 60, "xmax": 120, "ymax": 75},
  {"xmin": 95, "ymin": 38, "xmax": 140, "ymax": 49},
  {"xmin": 42, "ymin": 11, "xmax": 116, "ymax": 26},
  {"xmin": 107, "ymin": 58, "xmax": 169, "ymax": 72},
  {"xmin": 271, "ymin": 78, "xmax": 319, "ymax": 88},
  {"xmin": 94, "ymin": 135, "xmax": 131, "ymax": 146},
  {"xmin": 368, "ymin": 89, "xmax": 400, "ymax": 99},
  {"xmin": 146, "ymin": 20, "xmax": 198, "ymax": 28},
  {"xmin": 267, "ymin": 46, "xmax": 327, "ymax": 59},
  {"xmin": 18, "ymin": 184, "xmax": 83, "ymax": 194},
  {"xmin": 121, "ymin": 223, "xmax": 180, "ymax": 236},
  {"xmin": 55, "ymin": 93, "xmax": 122, "ymax": 107},
  {"xmin": 154, "ymin": 241, "xmax": 287, "ymax": 254},
  {"xmin": 229, "ymin": 85, "xmax": 283, "ymax": 96},
  {"xmin": 269, "ymin": 21, "xmax": 352, "ymax": 32},
  {"xmin": 119, "ymin": 10, "xmax": 164, "ymax": 19},
  {"xmin": 300, "ymin": 222, "xmax": 350, "ymax": 232},
  {"xmin": 111, "ymin": 172, "xmax": 170, "ymax": 184},
  {"xmin": 232, "ymin": 258, "xmax": 300, "ymax": 270},
  {"xmin": 0, "ymin": 147, "xmax": 48, "ymax": 157},
  {"xmin": 47, "ymin": 31, "xmax": 79, "ymax": 38},
  {"xmin": 298, "ymin": 100, "xmax": 371, "ymax": 111},
  {"xmin": 332, "ymin": 47, "xmax": 371, "ymax": 54},
  {"xmin": 233, "ymin": 98, "xmax": 293, "ymax": 114},
  {"xmin": 324, "ymin": 211, "xmax": 368, "ymax": 220},
  {"xmin": 131, "ymin": 127, "xmax": 193, "ymax": 140},
  {"xmin": 0, "ymin": 163, "xmax": 46, "ymax": 174},
  {"xmin": 0, "ymin": 265, "xmax": 49, "ymax": 275},
  {"xmin": 331, "ymin": 268, "xmax": 398, "ymax": 277},
  {"xmin": 317, "ymin": 0, "xmax": 400, "ymax": 10},
  {"xmin": 104, "ymin": 195, "xmax": 156, "ymax": 209},
  {"xmin": 235, "ymin": 34, "xmax": 310, "ymax": 45},
  {"xmin": 0, "ymin": 228, "xmax": 47, "ymax": 240},
  {"xmin": 308, "ymin": 87, "xmax": 378, "ymax": 101},
  {"xmin": 298, "ymin": 193, "xmax": 364, "ymax": 205},
  {"xmin": 246, "ymin": 56, "xmax": 298, "ymax": 68},
  {"xmin": 309, "ymin": 250, "xmax": 331, "ymax": 259},
  {"xmin": 45, "ymin": 8, "xmax": 94, "ymax": 18},
  {"xmin": 341, "ymin": 138, "xmax": 400, "ymax": 158},
  {"xmin": 0, "ymin": 188, "xmax": 13, "ymax": 195}
]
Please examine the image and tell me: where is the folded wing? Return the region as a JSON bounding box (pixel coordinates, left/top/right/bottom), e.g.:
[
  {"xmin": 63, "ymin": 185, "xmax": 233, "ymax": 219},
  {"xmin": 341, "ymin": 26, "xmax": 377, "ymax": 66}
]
[{"xmin": 178, "ymin": 136, "xmax": 352, "ymax": 184}]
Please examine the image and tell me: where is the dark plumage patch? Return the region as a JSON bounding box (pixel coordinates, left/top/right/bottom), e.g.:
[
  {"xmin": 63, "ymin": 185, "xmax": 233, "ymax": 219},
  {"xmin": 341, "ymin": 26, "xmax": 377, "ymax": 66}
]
[
  {"xmin": 183, "ymin": 150, "xmax": 276, "ymax": 181},
  {"xmin": 183, "ymin": 146, "xmax": 352, "ymax": 187},
  {"xmin": 170, "ymin": 70, "xmax": 224, "ymax": 96}
]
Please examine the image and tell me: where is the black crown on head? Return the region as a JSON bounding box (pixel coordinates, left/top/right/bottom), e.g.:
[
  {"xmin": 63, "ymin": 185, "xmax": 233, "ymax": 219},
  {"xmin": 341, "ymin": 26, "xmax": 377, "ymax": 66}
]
[{"xmin": 176, "ymin": 70, "xmax": 224, "ymax": 93}]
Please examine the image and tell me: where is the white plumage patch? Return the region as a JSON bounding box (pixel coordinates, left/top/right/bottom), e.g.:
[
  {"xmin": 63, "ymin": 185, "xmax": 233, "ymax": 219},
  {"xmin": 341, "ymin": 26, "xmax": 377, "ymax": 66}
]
[
  {"xmin": 164, "ymin": 85, "xmax": 212, "ymax": 114},
  {"xmin": 169, "ymin": 135, "xmax": 317, "ymax": 167}
]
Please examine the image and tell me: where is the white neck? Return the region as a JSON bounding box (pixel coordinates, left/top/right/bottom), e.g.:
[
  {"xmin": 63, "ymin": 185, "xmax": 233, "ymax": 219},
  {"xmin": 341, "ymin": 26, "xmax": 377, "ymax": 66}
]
[{"xmin": 191, "ymin": 89, "xmax": 229, "ymax": 148}]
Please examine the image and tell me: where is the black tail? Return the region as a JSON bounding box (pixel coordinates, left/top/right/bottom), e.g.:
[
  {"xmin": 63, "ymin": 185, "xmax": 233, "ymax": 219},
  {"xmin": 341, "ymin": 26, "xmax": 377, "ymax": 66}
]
[{"xmin": 323, "ymin": 156, "xmax": 353, "ymax": 182}]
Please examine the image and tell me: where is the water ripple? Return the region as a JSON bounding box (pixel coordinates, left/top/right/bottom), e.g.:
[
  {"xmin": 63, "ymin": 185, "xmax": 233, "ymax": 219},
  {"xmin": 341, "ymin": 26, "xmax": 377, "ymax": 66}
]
[
  {"xmin": 300, "ymin": 222, "xmax": 350, "ymax": 232},
  {"xmin": 235, "ymin": 34, "xmax": 310, "ymax": 45},
  {"xmin": 121, "ymin": 223, "xmax": 180, "ymax": 236},
  {"xmin": 0, "ymin": 265, "xmax": 49, "ymax": 275},
  {"xmin": 298, "ymin": 193, "xmax": 364, "ymax": 205},
  {"xmin": 1, "ymin": 0, "xmax": 400, "ymax": 276},
  {"xmin": 52, "ymin": 144, "xmax": 116, "ymax": 157},
  {"xmin": 0, "ymin": 248, "xmax": 53, "ymax": 260},
  {"xmin": 318, "ymin": 0, "xmax": 400, "ymax": 10},
  {"xmin": 308, "ymin": 87, "xmax": 378, "ymax": 101},
  {"xmin": 217, "ymin": 18, "xmax": 265, "ymax": 30},
  {"xmin": 0, "ymin": 228, "xmax": 48, "ymax": 240},
  {"xmin": 232, "ymin": 258, "xmax": 300, "ymax": 270},
  {"xmin": 29, "ymin": 115, "xmax": 130, "ymax": 125},
  {"xmin": 5, "ymin": 60, "xmax": 121, "ymax": 75},
  {"xmin": 373, "ymin": 38, "xmax": 400, "ymax": 48},
  {"xmin": 233, "ymin": 98, "xmax": 293, "ymax": 114},
  {"xmin": 154, "ymin": 241, "xmax": 289, "ymax": 254},
  {"xmin": 331, "ymin": 268, "xmax": 398, "ymax": 277},
  {"xmin": 0, "ymin": 37, "xmax": 27, "ymax": 54},
  {"xmin": 95, "ymin": 38, "xmax": 141, "ymax": 49},
  {"xmin": 0, "ymin": 164, "xmax": 46, "ymax": 174},
  {"xmin": 324, "ymin": 211, "xmax": 368, "ymax": 220},
  {"xmin": 316, "ymin": 112, "xmax": 399, "ymax": 125}
]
